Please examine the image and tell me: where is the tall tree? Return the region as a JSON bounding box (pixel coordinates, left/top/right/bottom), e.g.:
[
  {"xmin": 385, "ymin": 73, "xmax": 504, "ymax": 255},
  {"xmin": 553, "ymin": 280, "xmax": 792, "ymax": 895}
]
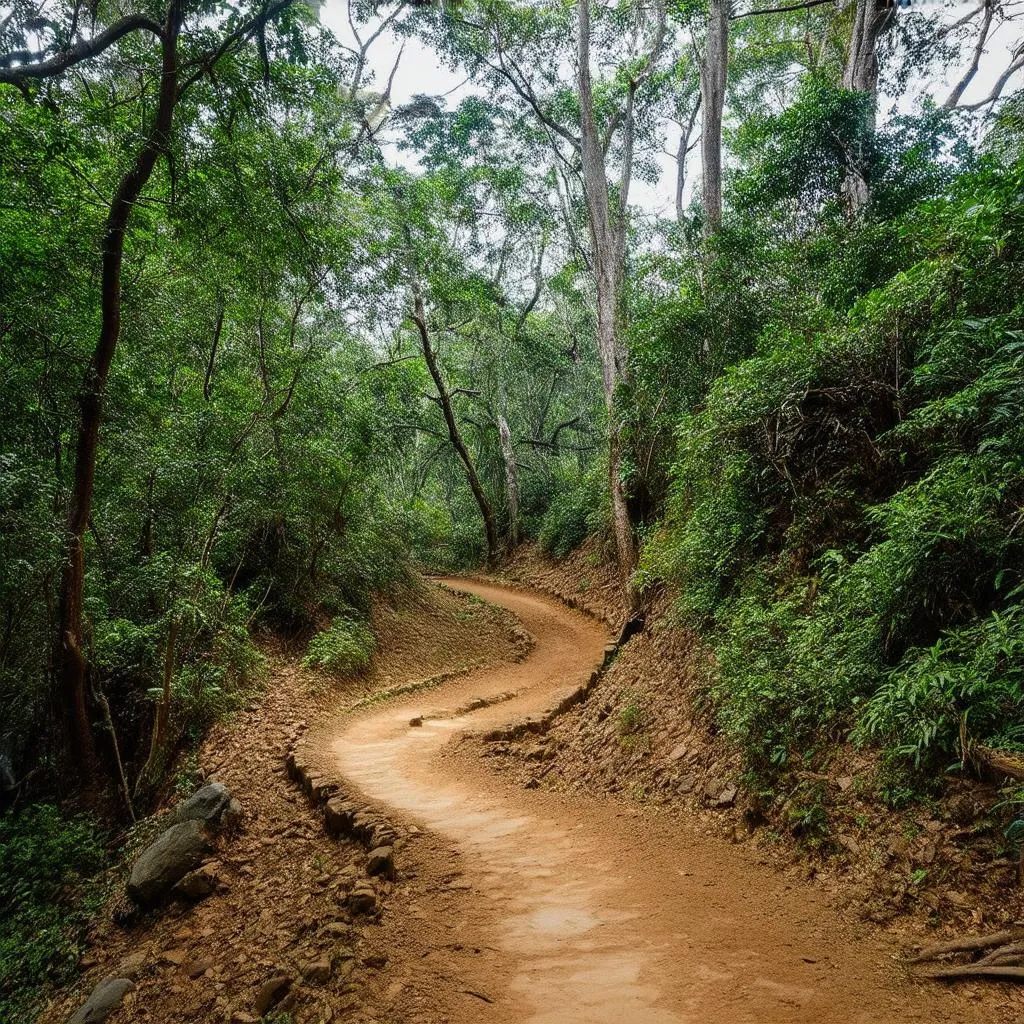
[
  {"xmin": 1, "ymin": 0, "xmax": 299, "ymax": 786},
  {"xmin": 700, "ymin": 0, "xmax": 729, "ymax": 231},
  {"xmin": 441, "ymin": 0, "xmax": 668, "ymax": 602},
  {"xmin": 840, "ymin": 0, "xmax": 891, "ymax": 215}
]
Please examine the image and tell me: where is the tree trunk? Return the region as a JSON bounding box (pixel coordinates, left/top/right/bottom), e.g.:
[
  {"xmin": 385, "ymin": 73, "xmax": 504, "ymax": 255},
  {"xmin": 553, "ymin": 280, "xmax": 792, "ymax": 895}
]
[
  {"xmin": 841, "ymin": 0, "xmax": 891, "ymax": 217},
  {"xmin": 498, "ymin": 415, "xmax": 520, "ymax": 549},
  {"xmin": 412, "ymin": 290, "xmax": 499, "ymax": 561},
  {"xmin": 700, "ymin": 0, "xmax": 728, "ymax": 233},
  {"xmin": 577, "ymin": 0, "xmax": 638, "ymax": 605},
  {"xmin": 55, "ymin": 0, "xmax": 182, "ymax": 786}
]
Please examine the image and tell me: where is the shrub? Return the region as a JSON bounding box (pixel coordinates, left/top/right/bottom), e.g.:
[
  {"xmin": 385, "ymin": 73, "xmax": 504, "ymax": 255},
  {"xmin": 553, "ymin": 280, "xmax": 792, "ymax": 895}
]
[
  {"xmin": 0, "ymin": 805, "xmax": 107, "ymax": 1022},
  {"xmin": 538, "ymin": 467, "xmax": 607, "ymax": 557},
  {"xmin": 302, "ymin": 614, "xmax": 376, "ymax": 675},
  {"xmin": 642, "ymin": 155, "xmax": 1024, "ymax": 788}
]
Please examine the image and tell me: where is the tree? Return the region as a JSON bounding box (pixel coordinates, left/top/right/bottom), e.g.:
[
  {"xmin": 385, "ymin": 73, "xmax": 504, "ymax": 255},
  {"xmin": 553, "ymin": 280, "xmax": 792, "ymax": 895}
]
[
  {"xmin": 700, "ymin": 0, "xmax": 729, "ymax": 231},
  {"xmin": 0, "ymin": 0, "xmax": 312, "ymax": 788},
  {"xmin": 436, "ymin": 0, "xmax": 669, "ymax": 601}
]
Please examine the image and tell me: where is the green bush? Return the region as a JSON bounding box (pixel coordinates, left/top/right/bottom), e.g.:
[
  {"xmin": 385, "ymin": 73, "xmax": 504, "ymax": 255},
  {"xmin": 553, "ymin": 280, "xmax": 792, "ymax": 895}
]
[
  {"xmin": 538, "ymin": 467, "xmax": 607, "ymax": 557},
  {"xmin": 643, "ymin": 155, "xmax": 1024, "ymax": 787},
  {"xmin": 302, "ymin": 614, "xmax": 376, "ymax": 675},
  {"xmin": 0, "ymin": 805, "xmax": 108, "ymax": 1022}
]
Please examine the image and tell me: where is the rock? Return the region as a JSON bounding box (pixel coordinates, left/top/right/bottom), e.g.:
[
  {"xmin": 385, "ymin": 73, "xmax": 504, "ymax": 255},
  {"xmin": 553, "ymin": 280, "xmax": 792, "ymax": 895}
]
[
  {"xmin": 128, "ymin": 820, "xmax": 211, "ymax": 907},
  {"xmin": 229, "ymin": 1013, "xmax": 257, "ymax": 1024},
  {"xmin": 715, "ymin": 784, "xmax": 738, "ymax": 808},
  {"xmin": 409, "ymin": 716, "xmax": 423, "ymax": 727},
  {"xmin": 254, "ymin": 975, "xmax": 292, "ymax": 1016},
  {"xmin": 363, "ymin": 954, "xmax": 388, "ymax": 969},
  {"xmin": 221, "ymin": 797, "xmax": 243, "ymax": 832},
  {"xmin": 837, "ymin": 833, "xmax": 861, "ymax": 856},
  {"xmin": 323, "ymin": 922, "xmax": 352, "ymax": 938},
  {"xmin": 345, "ymin": 886, "xmax": 378, "ymax": 915},
  {"xmin": 68, "ymin": 977, "xmax": 134, "ymax": 1024},
  {"xmin": 703, "ymin": 778, "xmax": 737, "ymax": 807},
  {"xmin": 172, "ymin": 861, "xmax": 224, "ymax": 902},
  {"xmin": 303, "ymin": 960, "xmax": 332, "ymax": 984},
  {"xmin": 667, "ymin": 743, "xmax": 688, "ymax": 762},
  {"xmin": 116, "ymin": 952, "xmax": 147, "ymax": 979},
  {"xmin": 836, "ymin": 775, "xmax": 854, "ymax": 792},
  {"xmin": 677, "ymin": 774, "xmax": 697, "ymax": 794},
  {"xmin": 175, "ymin": 782, "xmax": 234, "ymax": 828},
  {"xmin": 524, "ymin": 777, "xmax": 540, "ymax": 790},
  {"xmin": 366, "ymin": 846, "xmax": 394, "ymax": 879},
  {"xmin": 184, "ymin": 958, "xmax": 212, "ymax": 979}
]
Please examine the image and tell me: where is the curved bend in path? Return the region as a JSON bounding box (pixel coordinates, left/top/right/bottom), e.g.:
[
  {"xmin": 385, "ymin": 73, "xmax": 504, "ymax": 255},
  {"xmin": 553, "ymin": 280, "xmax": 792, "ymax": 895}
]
[{"xmin": 330, "ymin": 579, "xmax": 996, "ymax": 1024}]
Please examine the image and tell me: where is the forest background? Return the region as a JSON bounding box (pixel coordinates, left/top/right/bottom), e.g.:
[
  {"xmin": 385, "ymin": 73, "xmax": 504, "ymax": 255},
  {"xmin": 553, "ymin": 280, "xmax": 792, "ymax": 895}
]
[{"xmin": 1, "ymin": 0, "xmax": 1022, "ymax": 1017}]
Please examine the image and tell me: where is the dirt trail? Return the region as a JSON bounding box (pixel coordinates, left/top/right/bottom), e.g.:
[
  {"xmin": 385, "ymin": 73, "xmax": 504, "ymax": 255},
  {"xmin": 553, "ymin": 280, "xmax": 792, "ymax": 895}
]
[{"xmin": 329, "ymin": 579, "xmax": 1005, "ymax": 1024}]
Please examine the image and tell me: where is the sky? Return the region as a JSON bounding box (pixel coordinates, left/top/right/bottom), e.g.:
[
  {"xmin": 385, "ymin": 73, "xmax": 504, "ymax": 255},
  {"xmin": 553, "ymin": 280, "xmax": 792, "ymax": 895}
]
[{"xmin": 319, "ymin": 1, "xmax": 1022, "ymax": 217}]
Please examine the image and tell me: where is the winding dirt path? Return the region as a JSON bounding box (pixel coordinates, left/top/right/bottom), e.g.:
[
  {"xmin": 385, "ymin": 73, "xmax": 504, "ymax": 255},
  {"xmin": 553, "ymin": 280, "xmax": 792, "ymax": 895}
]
[{"xmin": 329, "ymin": 579, "xmax": 1004, "ymax": 1024}]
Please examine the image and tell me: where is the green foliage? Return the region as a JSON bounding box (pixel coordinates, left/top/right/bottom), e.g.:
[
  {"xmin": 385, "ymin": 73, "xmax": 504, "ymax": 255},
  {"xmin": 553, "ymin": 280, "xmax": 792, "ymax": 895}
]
[
  {"xmin": 0, "ymin": 806, "xmax": 107, "ymax": 1022},
  {"xmin": 303, "ymin": 615, "xmax": 376, "ymax": 676},
  {"xmin": 645, "ymin": 154, "xmax": 1024, "ymax": 785},
  {"xmin": 538, "ymin": 466, "xmax": 608, "ymax": 557},
  {"xmin": 618, "ymin": 693, "xmax": 647, "ymax": 737}
]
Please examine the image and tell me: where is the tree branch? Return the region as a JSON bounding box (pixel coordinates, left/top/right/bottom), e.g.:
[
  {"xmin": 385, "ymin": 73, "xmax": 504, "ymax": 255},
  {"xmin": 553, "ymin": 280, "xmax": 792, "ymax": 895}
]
[
  {"xmin": 944, "ymin": 2, "xmax": 995, "ymax": 107},
  {"xmin": 731, "ymin": 0, "xmax": 835, "ymax": 20},
  {"xmin": 0, "ymin": 14, "xmax": 163, "ymax": 86}
]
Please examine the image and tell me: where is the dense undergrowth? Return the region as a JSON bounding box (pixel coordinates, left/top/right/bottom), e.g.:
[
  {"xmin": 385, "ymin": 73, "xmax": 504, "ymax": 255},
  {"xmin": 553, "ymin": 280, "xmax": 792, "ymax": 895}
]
[{"xmin": 641, "ymin": 139, "xmax": 1024, "ymax": 793}]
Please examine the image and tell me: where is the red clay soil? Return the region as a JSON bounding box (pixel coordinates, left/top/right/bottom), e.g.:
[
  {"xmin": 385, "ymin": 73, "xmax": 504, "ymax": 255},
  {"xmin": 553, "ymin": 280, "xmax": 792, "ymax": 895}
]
[
  {"xmin": 40, "ymin": 577, "xmax": 1022, "ymax": 1024},
  {"xmin": 36, "ymin": 581, "xmax": 524, "ymax": 1024},
  {"xmin": 319, "ymin": 578, "xmax": 1020, "ymax": 1023}
]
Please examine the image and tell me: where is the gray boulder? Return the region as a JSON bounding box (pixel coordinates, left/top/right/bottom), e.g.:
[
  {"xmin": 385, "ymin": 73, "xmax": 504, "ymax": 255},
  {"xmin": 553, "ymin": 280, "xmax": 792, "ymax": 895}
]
[
  {"xmin": 174, "ymin": 782, "xmax": 233, "ymax": 827},
  {"xmin": 127, "ymin": 819, "xmax": 211, "ymax": 907},
  {"xmin": 68, "ymin": 977, "xmax": 133, "ymax": 1024}
]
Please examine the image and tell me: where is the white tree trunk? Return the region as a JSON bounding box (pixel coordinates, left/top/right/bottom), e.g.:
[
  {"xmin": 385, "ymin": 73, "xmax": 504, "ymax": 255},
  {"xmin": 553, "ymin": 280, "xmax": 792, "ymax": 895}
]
[
  {"xmin": 577, "ymin": 0, "xmax": 637, "ymax": 603},
  {"xmin": 700, "ymin": 0, "xmax": 729, "ymax": 232},
  {"xmin": 841, "ymin": 0, "xmax": 891, "ymax": 217},
  {"xmin": 498, "ymin": 414, "xmax": 520, "ymax": 549}
]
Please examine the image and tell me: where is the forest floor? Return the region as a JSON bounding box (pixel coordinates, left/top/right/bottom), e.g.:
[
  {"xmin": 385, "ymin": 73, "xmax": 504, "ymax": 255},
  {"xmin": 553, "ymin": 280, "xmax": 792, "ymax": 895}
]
[{"xmin": 42, "ymin": 572, "xmax": 1023, "ymax": 1023}]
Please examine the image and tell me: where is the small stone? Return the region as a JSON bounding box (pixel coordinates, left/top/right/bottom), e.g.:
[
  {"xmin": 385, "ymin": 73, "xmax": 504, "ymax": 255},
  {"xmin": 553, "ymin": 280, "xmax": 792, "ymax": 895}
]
[
  {"xmin": 323, "ymin": 922, "xmax": 351, "ymax": 938},
  {"xmin": 703, "ymin": 778, "xmax": 737, "ymax": 807},
  {"xmin": 172, "ymin": 861, "xmax": 224, "ymax": 902},
  {"xmin": 345, "ymin": 887, "xmax": 377, "ymax": 915},
  {"xmin": 363, "ymin": 954, "xmax": 388, "ymax": 969},
  {"xmin": 116, "ymin": 952, "xmax": 147, "ymax": 979},
  {"xmin": 668, "ymin": 743, "xmax": 688, "ymax": 761},
  {"xmin": 254, "ymin": 975, "xmax": 292, "ymax": 1016},
  {"xmin": 836, "ymin": 776, "xmax": 854, "ymax": 792},
  {"xmin": 366, "ymin": 846, "xmax": 394, "ymax": 879},
  {"xmin": 221, "ymin": 798, "xmax": 243, "ymax": 832},
  {"xmin": 303, "ymin": 960, "xmax": 332, "ymax": 985},
  {"xmin": 677, "ymin": 774, "xmax": 697, "ymax": 794},
  {"xmin": 715, "ymin": 784, "xmax": 738, "ymax": 808},
  {"xmin": 68, "ymin": 977, "xmax": 134, "ymax": 1024},
  {"xmin": 161, "ymin": 948, "xmax": 189, "ymax": 966},
  {"xmin": 837, "ymin": 834, "xmax": 860, "ymax": 856},
  {"xmin": 524, "ymin": 777, "xmax": 540, "ymax": 790},
  {"xmin": 409, "ymin": 716, "xmax": 423, "ymax": 727},
  {"xmin": 229, "ymin": 1013, "xmax": 257, "ymax": 1024},
  {"xmin": 185, "ymin": 958, "xmax": 212, "ymax": 979}
]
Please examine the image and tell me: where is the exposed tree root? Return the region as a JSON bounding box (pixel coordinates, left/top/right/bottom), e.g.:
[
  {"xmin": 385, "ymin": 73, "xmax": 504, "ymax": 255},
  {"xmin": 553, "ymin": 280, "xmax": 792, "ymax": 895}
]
[
  {"xmin": 910, "ymin": 929, "xmax": 1024, "ymax": 982},
  {"xmin": 925, "ymin": 966, "xmax": 1024, "ymax": 982},
  {"xmin": 909, "ymin": 929, "xmax": 1024, "ymax": 964}
]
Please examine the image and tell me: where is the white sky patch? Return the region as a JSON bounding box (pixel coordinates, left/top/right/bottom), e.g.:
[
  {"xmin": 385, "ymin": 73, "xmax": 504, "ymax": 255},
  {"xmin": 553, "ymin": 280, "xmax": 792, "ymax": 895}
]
[{"xmin": 320, "ymin": 0, "xmax": 1022, "ymax": 218}]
